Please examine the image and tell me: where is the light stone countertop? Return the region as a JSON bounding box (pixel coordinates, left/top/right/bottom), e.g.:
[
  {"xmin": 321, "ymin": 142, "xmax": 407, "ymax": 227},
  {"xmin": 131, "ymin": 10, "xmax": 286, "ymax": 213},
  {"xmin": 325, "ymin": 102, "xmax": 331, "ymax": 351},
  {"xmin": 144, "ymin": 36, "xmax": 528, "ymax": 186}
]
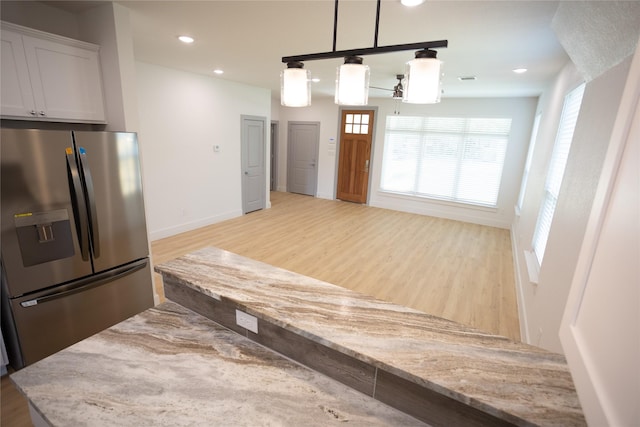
[
  {"xmin": 154, "ymin": 247, "xmax": 586, "ymax": 427},
  {"xmin": 11, "ymin": 301, "xmax": 426, "ymax": 426}
]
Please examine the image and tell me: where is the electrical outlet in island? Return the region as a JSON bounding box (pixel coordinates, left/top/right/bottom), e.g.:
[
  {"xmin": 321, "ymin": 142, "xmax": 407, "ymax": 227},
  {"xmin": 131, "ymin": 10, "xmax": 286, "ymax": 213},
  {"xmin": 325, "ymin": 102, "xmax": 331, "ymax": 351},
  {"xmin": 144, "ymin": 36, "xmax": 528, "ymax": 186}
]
[{"xmin": 235, "ymin": 309, "xmax": 258, "ymax": 334}]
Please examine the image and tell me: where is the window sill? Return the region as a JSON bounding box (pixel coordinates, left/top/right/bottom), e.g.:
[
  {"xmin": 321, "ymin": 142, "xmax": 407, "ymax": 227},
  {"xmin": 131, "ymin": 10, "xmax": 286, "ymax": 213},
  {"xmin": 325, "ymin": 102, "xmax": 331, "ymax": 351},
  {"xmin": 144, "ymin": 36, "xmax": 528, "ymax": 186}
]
[
  {"xmin": 524, "ymin": 250, "xmax": 540, "ymax": 285},
  {"xmin": 377, "ymin": 189, "xmax": 499, "ymax": 213}
]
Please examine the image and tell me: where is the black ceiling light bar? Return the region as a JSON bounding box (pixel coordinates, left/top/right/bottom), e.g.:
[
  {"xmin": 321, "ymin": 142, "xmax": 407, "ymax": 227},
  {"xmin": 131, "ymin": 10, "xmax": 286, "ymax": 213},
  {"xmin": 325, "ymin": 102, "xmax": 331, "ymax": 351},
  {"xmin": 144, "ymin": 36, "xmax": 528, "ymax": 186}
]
[
  {"xmin": 280, "ymin": 0, "xmax": 448, "ymax": 106},
  {"xmin": 282, "ymin": 40, "xmax": 448, "ymax": 64},
  {"xmin": 282, "ymin": 0, "xmax": 447, "ymax": 63}
]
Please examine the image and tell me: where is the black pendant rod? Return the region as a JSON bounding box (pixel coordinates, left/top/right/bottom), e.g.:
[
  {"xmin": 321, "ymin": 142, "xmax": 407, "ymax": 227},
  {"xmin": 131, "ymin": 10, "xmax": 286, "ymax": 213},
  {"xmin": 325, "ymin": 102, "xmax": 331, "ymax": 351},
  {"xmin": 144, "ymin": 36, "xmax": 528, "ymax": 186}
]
[
  {"xmin": 282, "ymin": 0, "xmax": 447, "ymax": 64},
  {"xmin": 332, "ymin": 0, "xmax": 339, "ymax": 52},
  {"xmin": 374, "ymin": 0, "xmax": 381, "ymax": 48},
  {"xmin": 282, "ymin": 40, "xmax": 447, "ymax": 63}
]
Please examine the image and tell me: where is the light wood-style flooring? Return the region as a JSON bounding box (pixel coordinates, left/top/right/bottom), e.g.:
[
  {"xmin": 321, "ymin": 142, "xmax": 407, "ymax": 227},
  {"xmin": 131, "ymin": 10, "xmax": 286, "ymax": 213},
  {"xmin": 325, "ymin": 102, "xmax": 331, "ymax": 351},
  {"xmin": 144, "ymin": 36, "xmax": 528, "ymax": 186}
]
[
  {"xmin": 1, "ymin": 191, "xmax": 519, "ymax": 427},
  {"xmin": 153, "ymin": 191, "xmax": 520, "ymax": 341}
]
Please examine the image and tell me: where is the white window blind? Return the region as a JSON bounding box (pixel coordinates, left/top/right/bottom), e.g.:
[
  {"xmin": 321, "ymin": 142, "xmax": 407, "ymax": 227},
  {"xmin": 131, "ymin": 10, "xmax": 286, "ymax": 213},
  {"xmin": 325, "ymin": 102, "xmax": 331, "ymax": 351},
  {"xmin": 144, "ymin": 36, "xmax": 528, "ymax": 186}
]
[
  {"xmin": 381, "ymin": 116, "xmax": 512, "ymax": 207},
  {"xmin": 532, "ymin": 83, "xmax": 585, "ymax": 264}
]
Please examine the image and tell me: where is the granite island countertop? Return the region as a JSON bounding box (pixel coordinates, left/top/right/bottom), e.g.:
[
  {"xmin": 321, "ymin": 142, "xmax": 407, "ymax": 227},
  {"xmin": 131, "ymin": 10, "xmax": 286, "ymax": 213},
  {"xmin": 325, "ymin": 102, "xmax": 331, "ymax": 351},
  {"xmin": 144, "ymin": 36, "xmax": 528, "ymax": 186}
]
[
  {"xmin": 155, "ymin": 247, "xmax": 586, "ymax": 427},
  {"xmin": 10, "ymin": 301, "xmax": 426, "ymax": 426}
]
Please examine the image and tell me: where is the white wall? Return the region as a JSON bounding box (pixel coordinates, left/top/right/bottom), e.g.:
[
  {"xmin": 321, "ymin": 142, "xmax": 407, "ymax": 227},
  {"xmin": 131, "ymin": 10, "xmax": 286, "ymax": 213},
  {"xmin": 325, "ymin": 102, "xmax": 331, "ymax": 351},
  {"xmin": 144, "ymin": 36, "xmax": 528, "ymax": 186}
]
[
  {"xmin": 511, "ymin": 1, "xmax": 640, "ymax": 354},
  {"xmin": 78, "ymin": 2, "xmax": 139, "ymax": 132},
  {"xmin": 277, "ymin": 97, "xmax": 340, "ymax": 199},
  {"xmin": 136, "ymin": 62, "xmax": 271, "ymax": 240},
  {"xmin": 0, "ymin": 1, "xmax": 80, "ymax": 39},
  {"xmin": 512, "ymin": 57, "xmax": 633, "ymax": 352},
  {"xmin": 559, "ymin": 42, "xmax": 640, "ymax": 423},
  {"xmin": 275, "ymin": 96, "xmax": 536, "ymax": 229}
]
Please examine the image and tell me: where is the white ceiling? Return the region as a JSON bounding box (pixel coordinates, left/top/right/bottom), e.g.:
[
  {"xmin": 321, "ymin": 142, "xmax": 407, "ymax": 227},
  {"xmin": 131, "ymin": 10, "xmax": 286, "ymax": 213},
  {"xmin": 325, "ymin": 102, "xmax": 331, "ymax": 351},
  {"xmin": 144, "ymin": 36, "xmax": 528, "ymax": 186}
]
[{"xmin": 72, "ymin": 1, "xmax": 571, "ymax": 100}]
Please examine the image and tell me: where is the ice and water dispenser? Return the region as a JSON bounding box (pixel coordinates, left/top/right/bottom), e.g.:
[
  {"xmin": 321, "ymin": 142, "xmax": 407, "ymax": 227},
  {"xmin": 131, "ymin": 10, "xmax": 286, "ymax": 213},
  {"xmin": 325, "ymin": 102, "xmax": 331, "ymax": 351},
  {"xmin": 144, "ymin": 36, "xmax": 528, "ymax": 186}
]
[{"xmin": 13, "ymin": 209, "xmax": 74, "ymax": 267}]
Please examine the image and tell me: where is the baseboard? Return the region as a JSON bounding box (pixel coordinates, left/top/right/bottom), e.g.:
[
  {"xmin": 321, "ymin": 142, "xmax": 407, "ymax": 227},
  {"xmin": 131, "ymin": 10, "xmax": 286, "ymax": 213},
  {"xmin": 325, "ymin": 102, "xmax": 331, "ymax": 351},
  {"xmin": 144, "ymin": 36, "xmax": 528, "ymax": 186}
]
[
  {"xmin": 149, "ymin": 209, "xmax": 243, "ymax": 241},
  {"xmin": 371, "ymin": 199, "xmax": 511, "ymax": 229},
  {"xmin": 510, "ymin": 226, "xmax": 530, "ymax": 344},
  {"xmin": 316, "ymin": 192, "xmax": 334, "ymax": 200}
]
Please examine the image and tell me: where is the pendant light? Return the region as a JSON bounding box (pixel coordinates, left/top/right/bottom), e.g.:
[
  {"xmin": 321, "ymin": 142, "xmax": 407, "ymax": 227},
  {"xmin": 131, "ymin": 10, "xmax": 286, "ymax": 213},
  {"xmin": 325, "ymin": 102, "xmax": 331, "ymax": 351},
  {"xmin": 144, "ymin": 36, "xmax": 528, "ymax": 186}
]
[
  {"xmin": 403, "ymin": 49, "xmax": 442, "ymax": 104},
  {"xmin": 281, "ymin": 62, "xmax": 311, "ymax": 107},
  {"xmin": 281, "ymin": 0, "xmax": 447, "ymax": 107},
  {"xmin": 335, "ymin": 56, "xmax": 370, "ymax": 106}
]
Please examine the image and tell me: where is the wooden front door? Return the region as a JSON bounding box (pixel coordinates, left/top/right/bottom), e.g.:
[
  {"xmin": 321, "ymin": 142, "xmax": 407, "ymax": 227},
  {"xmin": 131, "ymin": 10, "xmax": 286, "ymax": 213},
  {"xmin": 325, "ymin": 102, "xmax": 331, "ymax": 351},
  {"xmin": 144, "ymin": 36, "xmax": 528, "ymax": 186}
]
[{"xmin": 337, "ymin": 110, "xmax": 374, "ymax": 203}]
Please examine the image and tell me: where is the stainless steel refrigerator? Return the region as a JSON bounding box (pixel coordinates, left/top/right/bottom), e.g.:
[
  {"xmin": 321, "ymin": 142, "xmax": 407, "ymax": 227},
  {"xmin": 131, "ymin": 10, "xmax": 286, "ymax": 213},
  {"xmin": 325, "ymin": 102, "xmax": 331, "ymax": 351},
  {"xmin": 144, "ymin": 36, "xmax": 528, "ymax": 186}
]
[{"xmin": 1, "ymin": 129, "xmax": 154, "ymax": 369}]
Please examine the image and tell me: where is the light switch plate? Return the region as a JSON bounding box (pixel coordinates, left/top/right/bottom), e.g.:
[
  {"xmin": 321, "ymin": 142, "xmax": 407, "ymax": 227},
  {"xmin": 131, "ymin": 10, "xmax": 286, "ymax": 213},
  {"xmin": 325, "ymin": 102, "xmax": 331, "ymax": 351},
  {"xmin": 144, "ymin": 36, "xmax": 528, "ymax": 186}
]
[{"xmin": 235, "ymin": 309, "xmax": 258, "ymax": 334}]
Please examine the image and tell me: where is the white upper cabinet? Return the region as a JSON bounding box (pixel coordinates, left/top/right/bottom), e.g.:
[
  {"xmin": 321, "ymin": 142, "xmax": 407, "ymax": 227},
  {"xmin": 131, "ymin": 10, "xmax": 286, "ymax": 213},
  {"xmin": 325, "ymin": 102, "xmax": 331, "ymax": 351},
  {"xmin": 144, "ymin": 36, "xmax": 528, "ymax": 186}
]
[
  {"xmin": 1, "ymin": 22, "xmax": 106, "ymax": 124},
  {"xmin": 1, "ymin": 29, "xmax": 37, "ymax": 118}
]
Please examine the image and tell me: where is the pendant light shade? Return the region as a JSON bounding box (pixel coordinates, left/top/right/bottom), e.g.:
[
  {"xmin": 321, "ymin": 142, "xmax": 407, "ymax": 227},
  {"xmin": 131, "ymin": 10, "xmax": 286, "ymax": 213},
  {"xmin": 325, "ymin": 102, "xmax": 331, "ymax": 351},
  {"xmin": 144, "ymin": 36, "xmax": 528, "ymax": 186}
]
[
  {"xmin": 281, "ymin": 62, "xmax": 311, "ymax": 107},
  {"xmin": 403, "ymin": 49, "xmax": 442, "ymax": 104},
  {"xmin": 335, "ymin": 56, "xmax": 370, "ymax": 106}
]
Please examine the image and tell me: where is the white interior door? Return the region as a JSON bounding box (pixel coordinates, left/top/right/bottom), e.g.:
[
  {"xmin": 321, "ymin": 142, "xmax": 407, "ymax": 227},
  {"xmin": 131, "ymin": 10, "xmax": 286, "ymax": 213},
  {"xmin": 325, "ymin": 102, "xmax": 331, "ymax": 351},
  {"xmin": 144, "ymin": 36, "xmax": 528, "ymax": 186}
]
[
  {"xmin": 241, "ymin": 115, "xmax": 266, "ymax": 214},
  {"xmin": 287, "ymin": 121, "xmax": 319, "ymax": 196}
]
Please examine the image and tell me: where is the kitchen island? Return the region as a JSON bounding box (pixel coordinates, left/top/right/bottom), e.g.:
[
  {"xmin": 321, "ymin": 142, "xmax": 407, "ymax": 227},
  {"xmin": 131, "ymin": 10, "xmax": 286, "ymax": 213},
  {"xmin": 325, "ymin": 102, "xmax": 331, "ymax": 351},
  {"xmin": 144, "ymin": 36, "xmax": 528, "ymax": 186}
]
[
  {"xmin": 10, "ymin": 301, "xmax": 425, "ymax": 426},
  {"xmin": 155, "ymin": 247, "xmax": 586, "ymax": 427},
  {"xmin": 12, "ymin": 246, "xmax": 586, "ymax": 426}
]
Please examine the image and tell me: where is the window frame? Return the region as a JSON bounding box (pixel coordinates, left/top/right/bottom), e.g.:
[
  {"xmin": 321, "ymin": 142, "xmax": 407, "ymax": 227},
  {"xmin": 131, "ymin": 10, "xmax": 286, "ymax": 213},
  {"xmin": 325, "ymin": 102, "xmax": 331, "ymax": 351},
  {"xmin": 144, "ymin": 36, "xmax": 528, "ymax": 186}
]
[
  {"xmin": 380, "ymin": 115, "xmax": 512, "ymax": 209},
  {"xmin": 531, "ymin": 82, "xmax": 586, "ymax": 267}
]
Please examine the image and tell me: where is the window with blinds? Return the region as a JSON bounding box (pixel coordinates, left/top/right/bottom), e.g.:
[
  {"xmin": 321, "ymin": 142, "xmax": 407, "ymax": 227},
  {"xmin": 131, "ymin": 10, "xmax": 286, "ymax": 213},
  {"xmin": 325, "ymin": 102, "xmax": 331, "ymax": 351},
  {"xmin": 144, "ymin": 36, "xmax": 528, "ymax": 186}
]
[
  {"xmin": 380, "ymin": 116, "xmax": 512, "ymax": 207},
  {"xmin": 532, "ymin": 82, "xmax": 586, "ymax": 264}
]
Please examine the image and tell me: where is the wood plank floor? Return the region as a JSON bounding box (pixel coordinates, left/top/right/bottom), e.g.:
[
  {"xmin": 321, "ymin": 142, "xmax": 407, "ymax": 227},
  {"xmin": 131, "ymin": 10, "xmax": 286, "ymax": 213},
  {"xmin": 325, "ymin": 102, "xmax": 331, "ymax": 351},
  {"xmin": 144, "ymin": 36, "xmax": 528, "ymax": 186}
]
[
  {"xmin": 1, "ymin": 191, "xmax": 520, "ymax": 426},
  {"xmin": 152, "ymin": 191, "xmax": 520, "ymax": 341},
  {"xmin": 1, "ymin": 371, "xmax": 31, "ymax": 427}
]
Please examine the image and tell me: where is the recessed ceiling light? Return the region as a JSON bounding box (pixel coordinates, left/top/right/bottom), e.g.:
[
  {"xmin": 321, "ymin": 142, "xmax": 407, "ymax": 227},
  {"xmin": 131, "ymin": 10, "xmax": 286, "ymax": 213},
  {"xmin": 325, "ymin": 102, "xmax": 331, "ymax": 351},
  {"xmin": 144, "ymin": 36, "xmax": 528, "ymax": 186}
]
[
  {"xmin": 513, "ymin": 68, "xmax": 528, "ymax": 74},
  {"xmin": 178, "ymin": 35, "xmax": 194, "ymax": 44},
  {"xmin": 213, "ymin": 69, "xmax": 224, "ymax": 75},
  {"xmin": 401, "ymin": 0, "xmax": 425, "ymax": 6}
]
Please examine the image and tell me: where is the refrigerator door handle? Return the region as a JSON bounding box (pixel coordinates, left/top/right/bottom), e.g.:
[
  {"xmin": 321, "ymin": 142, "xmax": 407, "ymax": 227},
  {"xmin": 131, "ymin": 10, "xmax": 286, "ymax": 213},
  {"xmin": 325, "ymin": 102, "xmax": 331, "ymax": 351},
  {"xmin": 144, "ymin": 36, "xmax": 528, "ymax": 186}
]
[
  {"xmin": 77, "ymin": 147, "xmax": 101, "ymax": 259},
  {"xmin": 66, "ymin": 148, "xmax": 90, "ymax": 261},
  {"xmin": 19, "ymin": 259, "xmax": 147, "ymax": 308}
]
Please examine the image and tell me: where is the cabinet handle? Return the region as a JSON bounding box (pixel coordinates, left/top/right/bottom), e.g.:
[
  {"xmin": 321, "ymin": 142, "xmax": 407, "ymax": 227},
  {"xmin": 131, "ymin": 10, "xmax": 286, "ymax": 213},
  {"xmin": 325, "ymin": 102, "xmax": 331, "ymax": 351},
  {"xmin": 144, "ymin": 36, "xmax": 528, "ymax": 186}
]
[
  {"xmin": 29, "ymin": 110, "xmax": 37, "ymax": 116},
  {"xmin": 39, "ymin": 111, "xmax": 46, "ymax": 116}
]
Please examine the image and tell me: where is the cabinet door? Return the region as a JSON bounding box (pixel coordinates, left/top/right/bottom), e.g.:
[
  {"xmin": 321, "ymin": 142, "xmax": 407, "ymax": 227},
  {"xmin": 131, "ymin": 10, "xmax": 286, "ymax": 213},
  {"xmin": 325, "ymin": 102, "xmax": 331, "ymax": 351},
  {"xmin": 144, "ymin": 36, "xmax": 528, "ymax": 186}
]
[
  {"xmin": 0, "ymin": 30, "xmax": 37, "ymax": 117},
  {"xmin": 22, "ymin": 35, "xmax": 105, "ymax": 123}
]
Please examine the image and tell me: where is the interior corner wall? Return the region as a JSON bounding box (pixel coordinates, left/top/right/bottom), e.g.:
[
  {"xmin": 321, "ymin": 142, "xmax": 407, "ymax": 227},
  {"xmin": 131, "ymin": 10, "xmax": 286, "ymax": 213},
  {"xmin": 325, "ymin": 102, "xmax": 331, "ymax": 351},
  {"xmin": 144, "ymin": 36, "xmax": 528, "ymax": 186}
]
[
  {"xmin": 512, "ymin": 56, "xmax": 633, "ymax": 353},
  {"xmin": 0, "ymin": 1, "xmax": 80, "ymax": 39},
  {"xmin": 78, "ymin": 2, "xmax": 139, "ymax": 132},
  {"xmin": 135, "ymin": 61, "xmax": 271, "ymax": 241}
]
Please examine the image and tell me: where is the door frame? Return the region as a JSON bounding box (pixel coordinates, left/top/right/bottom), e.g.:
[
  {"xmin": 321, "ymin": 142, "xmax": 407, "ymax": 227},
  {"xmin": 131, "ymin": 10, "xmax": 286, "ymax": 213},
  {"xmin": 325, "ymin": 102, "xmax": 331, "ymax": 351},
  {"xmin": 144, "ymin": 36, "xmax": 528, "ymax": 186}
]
[
  {"xmin": 270, "ymin": 121, "xmax": 279, "ymax": 192},
  {"xmin": 286, "ymin": 121, "xmax": 320, "ymax": 196},
  {"xmin": 333, "ymin": 106, "xmax": 378, "ymax": 203},
  {"xmin": 241, "ymin": 114, "xmax": 267, "ymax": 214}
]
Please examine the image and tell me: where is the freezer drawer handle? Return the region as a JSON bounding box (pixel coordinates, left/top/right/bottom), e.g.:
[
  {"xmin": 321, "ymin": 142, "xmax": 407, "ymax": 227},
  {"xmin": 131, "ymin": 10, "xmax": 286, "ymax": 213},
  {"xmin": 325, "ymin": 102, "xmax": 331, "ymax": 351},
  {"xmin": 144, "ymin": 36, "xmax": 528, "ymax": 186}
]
[{"xmin": 19, "ymin": 260, "xmax": 147, "ymax": 308}]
